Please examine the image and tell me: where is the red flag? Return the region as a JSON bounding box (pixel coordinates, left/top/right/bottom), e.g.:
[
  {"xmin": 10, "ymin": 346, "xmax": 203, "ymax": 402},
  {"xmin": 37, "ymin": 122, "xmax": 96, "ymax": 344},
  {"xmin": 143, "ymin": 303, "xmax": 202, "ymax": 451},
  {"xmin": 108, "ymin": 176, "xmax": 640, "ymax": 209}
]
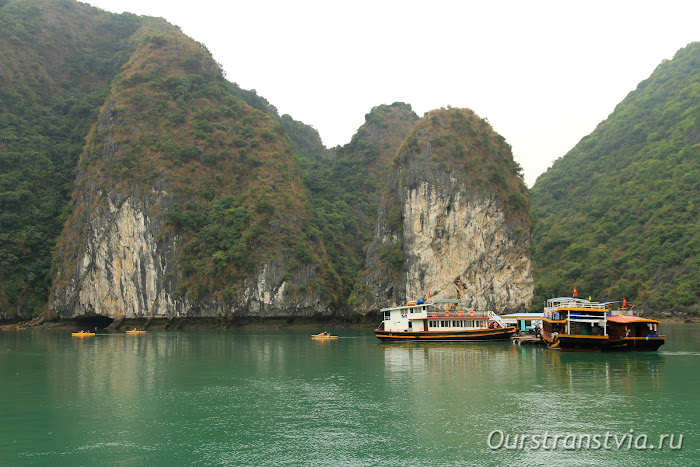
[
  {"xmin": 623, "ymin": 297, "xmax": 626, "ymax": 308},
  {"xmin": 573, "ymin": 286, "xmax": 578, "ymax": 297},
  {"xmin": 428, "ymin": 290, "xmax": 432, "ymax": 298}
]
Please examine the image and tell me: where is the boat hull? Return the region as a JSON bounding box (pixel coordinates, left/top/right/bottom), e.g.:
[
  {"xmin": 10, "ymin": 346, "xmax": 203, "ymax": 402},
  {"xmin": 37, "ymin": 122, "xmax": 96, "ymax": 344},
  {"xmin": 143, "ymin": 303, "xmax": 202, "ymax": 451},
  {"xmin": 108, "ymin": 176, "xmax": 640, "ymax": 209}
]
[
  {"xmin": 546, "ymin": 334, "xmax": 665, "ymax": 352},
  {"xmin": 608, "ymin": 336, "xmax": 665, "ymax": 351},
  {"xmin": 375, "ymin": 326, "xmax": 516, "ymax": 342},
  {"xmin": 548, "ymin": 334, "xmax": 608, "ymax": 351}
]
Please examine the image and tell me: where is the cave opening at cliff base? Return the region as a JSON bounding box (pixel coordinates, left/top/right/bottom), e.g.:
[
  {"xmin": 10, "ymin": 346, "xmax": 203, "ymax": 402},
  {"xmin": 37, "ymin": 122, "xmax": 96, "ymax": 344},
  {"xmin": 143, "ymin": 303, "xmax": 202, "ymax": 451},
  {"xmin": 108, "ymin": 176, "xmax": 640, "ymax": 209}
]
[{"xmin": 71, "ymin": 314, "xmax": 114, "ymax": 329}]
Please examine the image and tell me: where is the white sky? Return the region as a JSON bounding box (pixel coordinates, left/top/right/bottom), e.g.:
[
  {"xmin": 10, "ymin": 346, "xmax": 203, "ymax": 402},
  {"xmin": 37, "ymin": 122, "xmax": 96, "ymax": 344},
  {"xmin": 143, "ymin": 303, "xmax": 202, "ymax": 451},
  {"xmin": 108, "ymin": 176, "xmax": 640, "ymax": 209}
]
[{"xmin": 84, "ymin": 0, "xmax": 698, "ymax": 186}]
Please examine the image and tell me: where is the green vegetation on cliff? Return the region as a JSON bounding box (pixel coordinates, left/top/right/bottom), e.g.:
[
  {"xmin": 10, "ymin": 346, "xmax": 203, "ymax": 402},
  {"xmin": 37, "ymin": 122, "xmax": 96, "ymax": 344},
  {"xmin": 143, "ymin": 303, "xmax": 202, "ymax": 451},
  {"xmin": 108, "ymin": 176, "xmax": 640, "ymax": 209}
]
[
  {"xmin": 399, "ymin": 107, "xmax": 531, "ymax": 229},
  {"xmin": 7, "ymin": 1, "xmax": 694, "ymax": 319},
  {"xmin": 0, "ymin": 0, "xmax": 339, "ymax": 318},
  {"xmin": 0, "ymin": 0, "xmax": 142, "ymax": 316},
  {"xmin": 53, "ymin": 19, "xmax": 338, "ymax": 304},
  {"xmin": 530, "ymin": 42, "xmax": 699, "ymax": 312},
  {"xmin": 298, "ymin": 103, "xmax": 418, "ymax": 304}
]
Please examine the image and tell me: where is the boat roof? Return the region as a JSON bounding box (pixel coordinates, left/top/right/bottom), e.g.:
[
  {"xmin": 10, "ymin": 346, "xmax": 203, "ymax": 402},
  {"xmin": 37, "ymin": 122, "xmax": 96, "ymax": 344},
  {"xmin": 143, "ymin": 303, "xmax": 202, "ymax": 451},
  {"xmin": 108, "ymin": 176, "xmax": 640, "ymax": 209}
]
[
  {"xmin": 607, "ymin": 316, "xmax": 660, "ymax": 324},
  {"xmin": 380, "ymin": 298, "xmax": 461, "ymax": 312},
  {"xmin": 549, "ymin": 297, "xmax": 586, "ymax": 302},
  {"xmin": 501, "ymin": 313, "xmax": 544, "ymax": 319}
]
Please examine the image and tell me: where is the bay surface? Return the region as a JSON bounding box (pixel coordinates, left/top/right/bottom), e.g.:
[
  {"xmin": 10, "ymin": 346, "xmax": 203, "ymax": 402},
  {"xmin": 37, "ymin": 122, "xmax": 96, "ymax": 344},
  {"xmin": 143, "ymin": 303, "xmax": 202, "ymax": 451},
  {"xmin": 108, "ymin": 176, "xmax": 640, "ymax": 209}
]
[{"xmin": 1, "ymin": 324, "xmax": 698, "ymax": 465}]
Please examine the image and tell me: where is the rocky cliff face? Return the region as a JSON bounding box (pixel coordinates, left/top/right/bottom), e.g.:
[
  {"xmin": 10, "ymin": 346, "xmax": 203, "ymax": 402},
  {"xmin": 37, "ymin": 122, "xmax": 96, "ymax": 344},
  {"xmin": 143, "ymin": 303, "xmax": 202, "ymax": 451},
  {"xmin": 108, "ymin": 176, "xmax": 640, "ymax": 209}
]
[
  {"xmin": 50, "ymin": 24, "xmax": 331, "ymax": 320},
  {"xmin": 6, "ymin": 3, "xmax": 536, "ymax": 322},
  {"xmin": 51, "ymin": 182, "xmax": 328, "ymax": 320},
  {"xmin": 359, "ymin": 108, "xmax": 533, "ymax": 313}
]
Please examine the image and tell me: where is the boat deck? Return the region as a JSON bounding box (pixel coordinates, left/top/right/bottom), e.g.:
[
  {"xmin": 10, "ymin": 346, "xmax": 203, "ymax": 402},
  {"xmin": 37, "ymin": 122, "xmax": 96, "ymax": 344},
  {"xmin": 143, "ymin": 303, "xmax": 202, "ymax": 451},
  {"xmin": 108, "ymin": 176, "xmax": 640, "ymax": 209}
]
[{"xmin": 510, "ymin": 334, "xmax": 543, "ymax": 346}]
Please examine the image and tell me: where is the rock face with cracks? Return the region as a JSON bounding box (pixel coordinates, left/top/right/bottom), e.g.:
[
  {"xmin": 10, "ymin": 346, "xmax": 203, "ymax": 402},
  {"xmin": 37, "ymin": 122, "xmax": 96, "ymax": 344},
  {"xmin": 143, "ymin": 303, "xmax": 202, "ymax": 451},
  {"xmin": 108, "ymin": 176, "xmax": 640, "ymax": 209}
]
[
  {"xmin": 359, "ymin": 108, "xmax": 533, "ymax": 313},
  {"xmin": 51, "ymin": 101, "xmax": 532, "ymax": 321},
  {"xmin": 51, "ymin": 186, "xmax": 329, "ymax": 320}
]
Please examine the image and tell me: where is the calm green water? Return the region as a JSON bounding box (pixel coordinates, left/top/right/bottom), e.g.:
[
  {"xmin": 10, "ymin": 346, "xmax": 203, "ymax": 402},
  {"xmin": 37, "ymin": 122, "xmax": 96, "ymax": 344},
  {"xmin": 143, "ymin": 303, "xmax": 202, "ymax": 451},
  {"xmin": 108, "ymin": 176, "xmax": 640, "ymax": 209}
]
[{"xmin": 1, "ymin": 324, "xmax": 698, "ymax": 465}]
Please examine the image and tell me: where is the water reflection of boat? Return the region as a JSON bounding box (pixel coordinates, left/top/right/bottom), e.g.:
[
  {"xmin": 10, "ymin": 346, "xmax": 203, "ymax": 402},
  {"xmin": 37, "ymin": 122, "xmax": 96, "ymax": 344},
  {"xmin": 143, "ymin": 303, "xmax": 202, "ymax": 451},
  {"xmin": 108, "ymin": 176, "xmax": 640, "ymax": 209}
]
[
  {"xmin": 540, "ymin": 298, "xmax": 665, "ymax": 351},
  {"xmin": 375, "ymin": 299, "xmax": 516, "ymax": 342},
  {"xmin": 546, "ymin": 349, "xmax": 665, "ymax": 390}
]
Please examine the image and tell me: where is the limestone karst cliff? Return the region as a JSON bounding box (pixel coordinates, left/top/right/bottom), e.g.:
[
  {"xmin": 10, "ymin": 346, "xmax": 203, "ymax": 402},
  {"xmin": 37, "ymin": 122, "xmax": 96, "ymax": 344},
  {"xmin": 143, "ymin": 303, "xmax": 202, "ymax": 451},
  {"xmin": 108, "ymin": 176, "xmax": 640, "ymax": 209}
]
[
  {"xmin": 358, "ymin": 108, "xmax": 533, "ymax": 313},
  {"xmin": 2, "ymin": 1, "xmax": 535, "ymax": 323},
  {"xmin": 50, "ymin": 20, "xmax": 335, "ymax": 320},
  {"xmin": 300, "ymin": 103, "xmax": 420, "ymax": 306}
]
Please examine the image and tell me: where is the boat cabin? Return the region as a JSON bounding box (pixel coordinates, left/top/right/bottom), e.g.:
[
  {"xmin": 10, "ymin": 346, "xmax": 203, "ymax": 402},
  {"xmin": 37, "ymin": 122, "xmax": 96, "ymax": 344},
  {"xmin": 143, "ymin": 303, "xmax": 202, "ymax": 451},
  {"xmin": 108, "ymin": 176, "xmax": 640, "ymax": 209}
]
[
  {"xmin": 542, "ymin": 297, "xmax": 609, "ymax": 336},
  {"xmin": 501, "ymin": 313, "xmax": 544, "ymax": 333},
  {"xmin": 540, "ymin": 297, "xmax": 665, "ymax": 351},
  {"xmin": 380, "ymin": 299, "xmax": 490, "ymax": 333},
  {"xmin": 606, "ymin": 316, "xmax": 661, "ymax": 340}
]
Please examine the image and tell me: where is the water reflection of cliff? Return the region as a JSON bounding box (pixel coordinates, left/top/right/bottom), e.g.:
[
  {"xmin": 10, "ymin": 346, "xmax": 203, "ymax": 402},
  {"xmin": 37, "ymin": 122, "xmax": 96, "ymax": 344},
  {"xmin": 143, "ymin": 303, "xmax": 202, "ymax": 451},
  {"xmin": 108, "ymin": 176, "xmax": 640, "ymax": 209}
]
[{"xmin": 41, "ymin": 331, "xmax": 246, "ymax": 448}]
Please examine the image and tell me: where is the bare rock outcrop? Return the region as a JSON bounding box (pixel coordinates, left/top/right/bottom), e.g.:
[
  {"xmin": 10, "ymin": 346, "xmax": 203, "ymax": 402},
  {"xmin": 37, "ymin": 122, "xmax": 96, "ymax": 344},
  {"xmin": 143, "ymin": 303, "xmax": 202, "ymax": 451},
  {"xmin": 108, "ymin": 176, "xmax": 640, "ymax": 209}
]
[{"xmin": 359, "ymin": 108, "xmax": 533, "ymax": 313}]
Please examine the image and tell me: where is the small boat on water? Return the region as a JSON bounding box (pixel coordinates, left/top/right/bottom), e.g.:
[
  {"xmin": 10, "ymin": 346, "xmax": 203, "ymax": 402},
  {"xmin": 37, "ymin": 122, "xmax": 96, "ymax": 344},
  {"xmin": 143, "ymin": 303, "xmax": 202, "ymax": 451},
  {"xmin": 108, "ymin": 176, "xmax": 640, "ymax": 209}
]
[
  {"xmin": 126, "ymin": 329, "xmax": 146, "ymax": 334},
  {"xmin": 375, "ymin": 299, "xmax": 516, "ymax": 342},
  {"xmin": 540, "ymin": 297, "xmax": 665, "ymax": 351},
  {"xmin": 312, "ymin": 332, "xmax": 338, "ymax": 339},
  {"xmin": 71, "ymin": 330, "xmax": 95, "ymax": 337}
]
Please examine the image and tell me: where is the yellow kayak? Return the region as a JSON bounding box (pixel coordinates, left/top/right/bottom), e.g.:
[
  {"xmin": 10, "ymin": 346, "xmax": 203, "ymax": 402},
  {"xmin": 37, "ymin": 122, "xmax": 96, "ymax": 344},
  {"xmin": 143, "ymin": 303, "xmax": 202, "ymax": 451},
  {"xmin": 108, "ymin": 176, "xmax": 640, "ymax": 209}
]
[
  {"xmin": 71, "ymin": 331, "xmax": 95, "ymax": 337},
  {"xmin": 312, "ymin": 333, "xmax": 338, "ymax": 339},
  {"xmin": 126, "ymin": 329, "xmax": 146, "ymax": 334}
]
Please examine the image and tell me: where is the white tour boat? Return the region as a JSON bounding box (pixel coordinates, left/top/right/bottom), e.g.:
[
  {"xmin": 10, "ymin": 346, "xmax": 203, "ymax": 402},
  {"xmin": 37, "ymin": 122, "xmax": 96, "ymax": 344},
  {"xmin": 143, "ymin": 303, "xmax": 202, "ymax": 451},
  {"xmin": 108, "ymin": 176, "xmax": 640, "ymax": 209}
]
[{"xmin": 375, "ymin": 299, "xmax": 516, "ymax": 342}]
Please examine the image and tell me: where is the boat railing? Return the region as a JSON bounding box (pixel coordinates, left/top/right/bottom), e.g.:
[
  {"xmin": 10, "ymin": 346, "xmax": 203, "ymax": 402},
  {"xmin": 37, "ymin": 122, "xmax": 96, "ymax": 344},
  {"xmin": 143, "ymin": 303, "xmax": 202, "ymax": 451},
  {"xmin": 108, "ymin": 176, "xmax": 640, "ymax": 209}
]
[
  {"xmin": 544, "ymin": 300, "xmax": 607, "ymax": 312},
  {"xmin": 607, "ymin": 308, "xmax": 636, "ymax": 317},
  {"xmin": 567, "ymin": 315, "xmax": 607, "ymax": 322},
  {"xmin": 488, "ymin": 311, "xmax": 508, "ymax": 328},
  {"xmin": 424, "ymin": 310, "xmax": 488, "ymax": 318}
]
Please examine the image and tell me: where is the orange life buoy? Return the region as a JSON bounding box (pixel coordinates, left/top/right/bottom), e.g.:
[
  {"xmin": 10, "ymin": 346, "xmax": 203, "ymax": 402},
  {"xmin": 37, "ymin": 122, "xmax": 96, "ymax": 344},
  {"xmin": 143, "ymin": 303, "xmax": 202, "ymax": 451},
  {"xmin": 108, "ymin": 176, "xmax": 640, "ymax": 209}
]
[
  {"xmin": 444, "ymin": 311, "xmax": 450, "ymax": 317},
  {"xmin": 468, "ymin": 310, "xmax": 476, "ymax": 317},
  {"xmin": 457, "ymin": 310, "xmax": 463, "ymax": 317},
  {"xmin": 431, "ymin": 312, "xmax": 437, "ymax": 317}
]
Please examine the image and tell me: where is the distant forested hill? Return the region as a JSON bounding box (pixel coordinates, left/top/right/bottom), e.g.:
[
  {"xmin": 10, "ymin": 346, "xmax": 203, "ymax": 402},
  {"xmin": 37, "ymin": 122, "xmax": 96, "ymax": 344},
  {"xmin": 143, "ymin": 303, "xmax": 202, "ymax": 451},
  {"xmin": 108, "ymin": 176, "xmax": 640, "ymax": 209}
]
[{"xmin": 530, "ymin": 42, "xmax": 699, "ymax": 314}]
